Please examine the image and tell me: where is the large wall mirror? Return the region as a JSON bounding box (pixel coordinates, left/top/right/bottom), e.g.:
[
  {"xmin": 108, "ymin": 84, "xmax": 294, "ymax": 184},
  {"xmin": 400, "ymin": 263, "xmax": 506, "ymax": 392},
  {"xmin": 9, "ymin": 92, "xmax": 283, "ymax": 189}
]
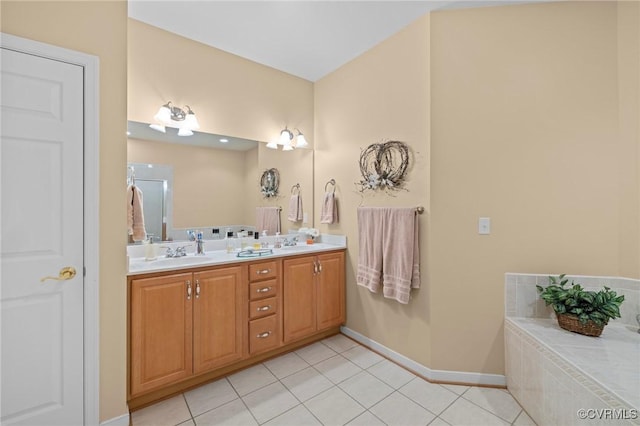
[{"xmin": 127, "ymin": 121, "xmax": 314, "ymax": 243}]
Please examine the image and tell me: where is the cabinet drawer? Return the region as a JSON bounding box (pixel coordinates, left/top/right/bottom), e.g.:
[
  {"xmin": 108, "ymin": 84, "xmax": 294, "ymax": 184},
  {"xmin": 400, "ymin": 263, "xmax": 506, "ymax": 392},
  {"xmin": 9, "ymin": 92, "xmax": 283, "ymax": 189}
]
[
  {"xmin": 249, "ymin": 261, "xmax": 277, "ymax": 282},
  {"xmin": 249, "ymin": 296, "xmax": 278, "ymax": 320},
  {"xmin": 249, "ymin": 315, "xmax": 279, "ymax": 354},
  {"xmin": 249, "ymin": 279, "xmax": 277, "ymax": 300}
]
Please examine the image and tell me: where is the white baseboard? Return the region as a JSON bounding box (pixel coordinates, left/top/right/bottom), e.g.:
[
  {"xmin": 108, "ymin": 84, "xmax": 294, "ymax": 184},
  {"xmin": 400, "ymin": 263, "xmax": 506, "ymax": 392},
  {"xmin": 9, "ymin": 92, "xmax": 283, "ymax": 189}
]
[
  {"xmin": 100, "ymin": 413, "xmax": 130, "ymax": 426},
  {"xmin": 340, "ymin": 326, "xmax": 506, "ymax": 387}
]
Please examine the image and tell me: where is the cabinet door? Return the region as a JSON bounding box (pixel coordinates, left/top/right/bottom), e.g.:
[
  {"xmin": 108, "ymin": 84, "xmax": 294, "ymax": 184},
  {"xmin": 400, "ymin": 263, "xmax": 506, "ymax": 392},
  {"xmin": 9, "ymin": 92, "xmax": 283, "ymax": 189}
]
[
  {"xmin": 193, "ymin": 266, "xmax": 246, "ymax": 373},
  {"xmin": 316, "ymin": 252, "xmax": 346, "ymax": 331},
  {"xmin": 283, "ymin": 256, "xmax": 317, "ymax": 343},
  {"xmin": 130, "ymin": 273, "xmax": 193, "ymax": 395}
]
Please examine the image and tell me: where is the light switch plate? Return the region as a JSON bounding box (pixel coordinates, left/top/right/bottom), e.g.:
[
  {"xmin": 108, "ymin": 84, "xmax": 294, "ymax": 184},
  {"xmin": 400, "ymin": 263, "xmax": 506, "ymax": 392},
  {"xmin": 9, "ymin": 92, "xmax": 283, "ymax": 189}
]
[{"xmin": 478, "ymin": 217, "xmax": 491, "ymax": 235}]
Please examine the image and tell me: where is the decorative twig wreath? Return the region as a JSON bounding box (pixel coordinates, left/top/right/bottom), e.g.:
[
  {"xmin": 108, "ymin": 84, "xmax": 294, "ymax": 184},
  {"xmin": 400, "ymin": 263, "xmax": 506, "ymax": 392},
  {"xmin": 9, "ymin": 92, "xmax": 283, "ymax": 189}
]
[
  {"xmin": 260, "ymin": 168, "xmax": 280, "ymax": 198},
  {"xmin": 357, "ymin": 140, "xmax": 410, "ymax": 192}
]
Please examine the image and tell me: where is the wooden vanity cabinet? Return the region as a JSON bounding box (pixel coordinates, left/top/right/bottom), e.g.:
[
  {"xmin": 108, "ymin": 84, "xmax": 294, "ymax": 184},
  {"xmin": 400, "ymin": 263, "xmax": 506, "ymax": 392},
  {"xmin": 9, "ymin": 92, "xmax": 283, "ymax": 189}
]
[
  {"xmin": 129, "ymin": 265, "xmax": 245, "ymax": 396},
  {"xmin": 129, "ymin": 272, "xmax": 194, "ymax": 396},
  {"xmin": 247, "ymin": 260, "xmax": 282, "ymax": 355},
  {"xmin": 283, "ymin": 251, "xmax": 345, "ymax": 343},
  {"xmin": 128, "ymin": 250, "xmax": 345, "ymax": 406},
  {"xmin": 193, "ymin": 267, "xmax": 246, "ymax": 373}
]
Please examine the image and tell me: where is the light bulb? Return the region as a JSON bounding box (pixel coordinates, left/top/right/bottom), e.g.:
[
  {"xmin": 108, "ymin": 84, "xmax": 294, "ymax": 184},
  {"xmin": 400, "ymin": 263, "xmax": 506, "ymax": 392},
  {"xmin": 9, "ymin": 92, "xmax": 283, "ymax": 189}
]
[
  {"xmin": 266, "ymin": 140, "xmax": 278, "ymax": 149},
  {"xmin": 279, "ymin": 129, "xmax": 293, "ymax": 145},
  {"xmin": 184, "ymin": 110, "xmax": 200, "ymax": 131},
  {"xmin": 149, "ymin": 123, "xmax": 166, "ymax": 133},
  {"xmin": 153, "ymin": 104, "xmax": 172, "ymax": 125},
  {"xmin": 296, "ymin": 132, "xmax": 308, "ymax": 148},
  {"xmin": 282, "ymin": 144, "xmax": 294, "ymax": 151},
  {"xmin": 177, "ymin": 127, "xmax": 193, "ymax": 136}
]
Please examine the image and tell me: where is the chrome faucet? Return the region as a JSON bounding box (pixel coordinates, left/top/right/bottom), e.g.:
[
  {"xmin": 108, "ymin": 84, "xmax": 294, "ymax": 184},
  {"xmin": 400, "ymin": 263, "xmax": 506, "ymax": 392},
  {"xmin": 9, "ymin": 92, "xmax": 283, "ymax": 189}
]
[
  {"xmin": 636, "ymin": 314, "xmax": 640, "ymax": 334},
  {"xmin": 165, "ymin": 246, "xmax": 188, "ymax": 258},
  {"xmin": 282, "ymin": 236, "xmax": 298, "ymax": 246}
]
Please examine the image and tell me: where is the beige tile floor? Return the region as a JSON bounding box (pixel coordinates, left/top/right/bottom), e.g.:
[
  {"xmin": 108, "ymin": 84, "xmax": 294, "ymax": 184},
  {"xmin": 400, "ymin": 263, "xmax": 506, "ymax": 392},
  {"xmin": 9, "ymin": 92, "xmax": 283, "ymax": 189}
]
[{"xmin": 131, "ymin": 334, "xmax": 536, "ymax": 426}]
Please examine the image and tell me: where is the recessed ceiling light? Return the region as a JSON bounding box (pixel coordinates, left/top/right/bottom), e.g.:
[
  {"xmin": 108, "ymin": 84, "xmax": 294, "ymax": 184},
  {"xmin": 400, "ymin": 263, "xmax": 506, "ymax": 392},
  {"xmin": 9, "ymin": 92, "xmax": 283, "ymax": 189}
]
[{"xmin": 220, "ymin": 138, "xmax": 229, "ymax": 143}]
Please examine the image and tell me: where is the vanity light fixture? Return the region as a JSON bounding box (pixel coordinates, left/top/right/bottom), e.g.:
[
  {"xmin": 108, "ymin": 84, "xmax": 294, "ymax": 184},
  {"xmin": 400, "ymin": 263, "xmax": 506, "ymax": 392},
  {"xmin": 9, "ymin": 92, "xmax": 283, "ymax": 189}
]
[
  {"xmin": 149, "ymin": 101, "xmax": 200, "ymax": 136},
  {"xmin": 266, "ymin": 127, "xmax": 308, "ymax": 150}
]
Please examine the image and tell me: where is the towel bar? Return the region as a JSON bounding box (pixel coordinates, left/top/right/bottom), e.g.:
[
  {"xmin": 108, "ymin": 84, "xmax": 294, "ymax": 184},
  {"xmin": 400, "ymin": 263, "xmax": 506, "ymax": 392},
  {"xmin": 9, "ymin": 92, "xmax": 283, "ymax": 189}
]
[{"xmin": 324, "ymin": 178, "xmax": 336, "ymax": 192}]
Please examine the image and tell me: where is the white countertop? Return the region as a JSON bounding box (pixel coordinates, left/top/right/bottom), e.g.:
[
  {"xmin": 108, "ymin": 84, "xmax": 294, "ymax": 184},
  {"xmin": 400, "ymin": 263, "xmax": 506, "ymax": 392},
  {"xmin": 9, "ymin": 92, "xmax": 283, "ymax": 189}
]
[{"xmin": 127, "ymin": 234, "xmax": 346, "ymax": 276}]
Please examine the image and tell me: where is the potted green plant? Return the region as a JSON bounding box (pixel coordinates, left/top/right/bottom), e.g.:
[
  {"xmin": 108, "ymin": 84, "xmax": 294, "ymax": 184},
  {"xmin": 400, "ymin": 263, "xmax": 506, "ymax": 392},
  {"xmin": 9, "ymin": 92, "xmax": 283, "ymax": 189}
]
[{"xmin": 536, "ymin": 274, "xmax": 624, "ymax": 337}]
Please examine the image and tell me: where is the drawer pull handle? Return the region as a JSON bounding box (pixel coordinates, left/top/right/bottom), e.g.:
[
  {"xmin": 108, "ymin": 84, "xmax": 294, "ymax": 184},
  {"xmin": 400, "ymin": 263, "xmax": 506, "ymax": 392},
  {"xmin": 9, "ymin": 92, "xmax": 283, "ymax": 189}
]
[
  {"xmin": 195, "ymin": 280, "xmax": 200, "ymax": 299},
  {"xmin": 256, "ymin": 287, "xmax": 272, "ymax": 293},
  {"xmin": 256, "ymin": 331, "xmax": 272, "ymax": 339},
  {"xmin": 256, "ymin": 269, "xmax": 271, "ymax": 275},
  {"xmin": 186, "ymin": 280, "xmax": 192, "ymax": 300},
  {"xmin": 257, "ymin": 305, "xmax": 272, "ymax": 312}
]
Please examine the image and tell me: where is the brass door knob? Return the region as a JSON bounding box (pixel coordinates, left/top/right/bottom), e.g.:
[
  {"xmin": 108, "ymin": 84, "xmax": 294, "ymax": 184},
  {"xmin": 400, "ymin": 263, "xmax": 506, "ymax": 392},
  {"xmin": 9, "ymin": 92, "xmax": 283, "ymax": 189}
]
[{"xmin": 41, "ymin": 266, "xmax": 77, "ymax": 282}]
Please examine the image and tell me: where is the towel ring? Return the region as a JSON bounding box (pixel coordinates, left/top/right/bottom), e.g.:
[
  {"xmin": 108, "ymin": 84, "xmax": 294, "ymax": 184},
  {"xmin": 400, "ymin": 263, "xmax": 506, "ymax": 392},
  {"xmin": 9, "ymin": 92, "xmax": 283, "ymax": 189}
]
[
  {"xmin": 291, "ymin": 183, "xmax": 300, "ymax": 194},
  {"xmin": 325, "ymin": 179, "xmax": 336, "ymax": 193}
]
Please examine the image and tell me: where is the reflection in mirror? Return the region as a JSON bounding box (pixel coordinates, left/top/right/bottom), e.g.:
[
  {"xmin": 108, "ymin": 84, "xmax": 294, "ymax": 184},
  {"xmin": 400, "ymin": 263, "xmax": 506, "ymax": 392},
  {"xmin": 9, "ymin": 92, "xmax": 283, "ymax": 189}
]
[
  {"xmin": 128, "ymin": 121, "xmax": 261, "ymax": 243},
  {"xmin": 260, "ymin": 168, "xmax": 280, "ymax": 198},
  {"xmin": 127, "ymin": 163, "xmax": 173, "ymax": 243},
  {"xmin": 127, "ymin": 121, "xmax": 259, "ymax": 151},
  {"xmin": 127, "ymin": 121, "xmax": 314, "ymax": 243}
]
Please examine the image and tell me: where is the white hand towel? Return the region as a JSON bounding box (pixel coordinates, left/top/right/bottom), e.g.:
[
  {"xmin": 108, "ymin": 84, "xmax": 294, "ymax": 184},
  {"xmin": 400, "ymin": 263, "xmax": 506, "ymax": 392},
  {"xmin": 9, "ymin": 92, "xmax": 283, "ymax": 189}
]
[
  {"xmin": 256, "ymin": 207, "xmax": 281, "ymax": 235},
  {"xmin": 127, "ymin": 185, "xmax": 147, "ymax": 242},
  {"xmin": 288, "ymin": 194, "xmax": 303, "ymax": 222},
  {"xmin": 320, "ymin": 191, "xmax": 338, "ymax": 224}
]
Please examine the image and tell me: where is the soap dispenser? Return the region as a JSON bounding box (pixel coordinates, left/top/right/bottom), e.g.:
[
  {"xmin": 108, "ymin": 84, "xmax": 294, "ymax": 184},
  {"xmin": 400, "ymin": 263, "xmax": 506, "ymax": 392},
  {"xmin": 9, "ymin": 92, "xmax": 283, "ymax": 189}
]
[{"xmin": 253, "ymin": 232, "xmax": 261, "ymax": 250}]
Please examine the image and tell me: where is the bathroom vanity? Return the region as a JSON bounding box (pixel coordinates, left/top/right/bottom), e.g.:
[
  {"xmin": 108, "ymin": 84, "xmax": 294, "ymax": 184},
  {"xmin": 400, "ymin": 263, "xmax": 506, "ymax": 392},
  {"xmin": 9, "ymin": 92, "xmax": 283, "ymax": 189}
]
[{"xmin": 126, "ymin": 242, "xmax": 345, "ymax": 409}]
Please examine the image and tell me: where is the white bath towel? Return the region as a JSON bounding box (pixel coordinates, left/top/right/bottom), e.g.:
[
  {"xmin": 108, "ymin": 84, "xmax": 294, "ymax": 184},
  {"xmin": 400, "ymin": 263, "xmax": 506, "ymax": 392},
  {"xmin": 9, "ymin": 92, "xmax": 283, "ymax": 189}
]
[
  {"xmin": 256, "ymin": 207, "xmax": 281, "ymax": 235},
  {"xmin": 288, "ymin": 194, "xmax": 303, "ymax": 222},
  {"xmin": 357, "ymin": 207, "xmax": 420, "ymax": 304},
  {"xmin": 127, "ymin": 184, "xmax": 147, "ymax": 242},
  {"xmin": 320, "ymin": 191, "xmax": 338, "ymax": 224}
]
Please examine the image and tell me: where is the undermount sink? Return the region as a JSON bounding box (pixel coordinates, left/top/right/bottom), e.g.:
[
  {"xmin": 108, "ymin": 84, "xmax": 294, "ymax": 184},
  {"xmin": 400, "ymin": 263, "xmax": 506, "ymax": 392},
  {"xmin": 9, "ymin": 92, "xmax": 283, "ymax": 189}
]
[
  {"xmin": 133, "ymin": 255, "xmax": 217, "ymax": 268},
  {"xmin": 279, "ymin": 243, "xmax": 333, "ymax": 251}
]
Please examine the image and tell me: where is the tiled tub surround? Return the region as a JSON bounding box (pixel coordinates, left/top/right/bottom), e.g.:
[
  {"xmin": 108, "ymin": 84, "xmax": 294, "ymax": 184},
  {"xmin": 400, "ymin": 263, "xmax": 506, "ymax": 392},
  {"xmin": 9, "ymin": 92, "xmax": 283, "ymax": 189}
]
[{"xmin": 505, "ymin": 274, "xmax": 640, "ymax": 426}]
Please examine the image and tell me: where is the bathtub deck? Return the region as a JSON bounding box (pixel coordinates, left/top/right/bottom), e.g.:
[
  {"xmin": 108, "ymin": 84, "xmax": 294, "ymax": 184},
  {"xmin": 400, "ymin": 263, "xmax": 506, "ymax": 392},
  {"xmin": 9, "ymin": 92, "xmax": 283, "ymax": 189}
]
[
  {"xmin": 510, "ymin": 318, "xmax": 639, "ymax": 410},
  {"xmin": 505, "ymin": 317, "xmax": 639, "ymax": 425}
]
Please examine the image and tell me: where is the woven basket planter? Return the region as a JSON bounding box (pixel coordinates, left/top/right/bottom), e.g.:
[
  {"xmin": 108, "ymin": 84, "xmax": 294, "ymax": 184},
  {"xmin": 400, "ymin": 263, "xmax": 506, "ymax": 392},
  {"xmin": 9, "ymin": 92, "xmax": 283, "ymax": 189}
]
[{"xmin": 556, "ymin": 313, "xmax": 606, "ymax": 337}]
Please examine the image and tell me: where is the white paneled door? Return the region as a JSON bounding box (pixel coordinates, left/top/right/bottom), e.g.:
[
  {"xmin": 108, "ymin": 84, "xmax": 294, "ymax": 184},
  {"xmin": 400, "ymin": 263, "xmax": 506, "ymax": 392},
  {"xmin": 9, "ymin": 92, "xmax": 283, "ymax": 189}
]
[{"xmin": 1, "ymin": 47, "xmax": 85, "ymax": 425}]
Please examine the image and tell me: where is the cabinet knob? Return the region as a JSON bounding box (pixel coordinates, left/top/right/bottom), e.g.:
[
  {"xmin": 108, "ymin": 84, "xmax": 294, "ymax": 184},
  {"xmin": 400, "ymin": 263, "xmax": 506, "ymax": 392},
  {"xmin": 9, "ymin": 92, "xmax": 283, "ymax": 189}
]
[
  {"xmin": 256, "ymin": 331, "xmax": 272, "ymax": 339},
  {"xmin": 256, "ymin": 286, "xmax": 272, "ymax": 293},
  {"xmin": 257, "ymin": 305, "xmax": 272, "ymax": 312}
]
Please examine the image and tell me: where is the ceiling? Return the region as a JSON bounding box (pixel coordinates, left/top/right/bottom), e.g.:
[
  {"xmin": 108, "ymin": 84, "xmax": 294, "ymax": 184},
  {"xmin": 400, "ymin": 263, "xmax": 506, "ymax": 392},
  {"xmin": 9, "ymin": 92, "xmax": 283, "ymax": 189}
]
[{"xmin": 128, "ymin": 0, "xmax": 546, "ymax": 82}]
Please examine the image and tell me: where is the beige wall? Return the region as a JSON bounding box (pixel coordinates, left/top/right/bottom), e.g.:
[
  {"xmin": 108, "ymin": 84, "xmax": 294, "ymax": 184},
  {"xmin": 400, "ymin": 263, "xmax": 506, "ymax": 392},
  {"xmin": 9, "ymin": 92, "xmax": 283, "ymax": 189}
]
[
  {"xmin": 617, "ymin": 1, "xmax": 640, "ymax": 279},
  {"xmin": 315, "ymin": 15, "xmax": 432, "ymax": 367},
  {"xmin": 128, "ymin": 19, "xmax": 313, "ymax": 145},
  {"xmin": 429, "ymin": 0, "xmax": 638, "ymax": 374},
  {"xmin": 315, "ymin": 0, "xmax": 639, "ymax": 376},
  {"xmin": 128, "ymin": 139, "xmax": 254, "ymax": 228},
  {"xmin": 1, "ymin": 1, "xmax": 129, "ymax": 421}
]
